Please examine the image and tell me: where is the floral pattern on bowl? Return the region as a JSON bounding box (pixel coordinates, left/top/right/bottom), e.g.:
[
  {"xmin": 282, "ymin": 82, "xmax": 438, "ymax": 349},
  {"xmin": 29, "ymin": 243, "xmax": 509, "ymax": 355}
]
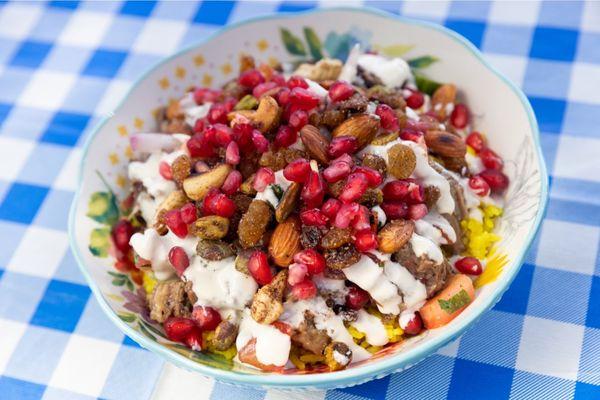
[{"xmin": 69, "ymin": 7, "xmax": 548, "ymax": 390}]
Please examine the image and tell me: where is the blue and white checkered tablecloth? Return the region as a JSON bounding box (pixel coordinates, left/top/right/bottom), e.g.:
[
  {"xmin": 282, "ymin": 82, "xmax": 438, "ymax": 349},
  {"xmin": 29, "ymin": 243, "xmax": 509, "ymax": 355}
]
[{"xmin": 0, "ymin": 1, "xmax": 599, "ymax": 399}]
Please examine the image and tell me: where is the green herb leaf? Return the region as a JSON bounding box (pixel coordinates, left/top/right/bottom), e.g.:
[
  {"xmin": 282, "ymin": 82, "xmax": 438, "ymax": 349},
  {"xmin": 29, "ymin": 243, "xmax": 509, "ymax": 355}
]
[
  {"xmin": 87, "ymin": 191, "xmax": 119, "ymax": 226},
  {"xmin": 280, "ymin": 28, "xmax": 307, "ymax": 56},
  {"xmin": 408, "ymin": 56, "xmax": 439, "ymax": 69},
  {"xmin": 89, "ymin": 227, "xmax": 111, "ymax": 257},
  {"xmin": 414, "ymin": 73, "xmax": 442, "ymax": 96},
  {"xmin": 118, "ymin": 312, "xmax": 136, "ymax": 323},
  {"xmin": 271, "ymin": 184, "xmax": 284, "ymax": 200},
  {"xmin": 438, "ymin": 289, "xmax": 472, "ymax": 314},
  {"xmin": 303, "ymin": 27, "xmax": 323, "ymax": 60}
]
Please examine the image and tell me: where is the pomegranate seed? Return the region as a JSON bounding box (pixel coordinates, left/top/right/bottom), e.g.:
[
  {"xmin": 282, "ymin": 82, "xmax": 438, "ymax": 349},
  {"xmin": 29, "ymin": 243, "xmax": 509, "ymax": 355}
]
[
  {"xmin": 354, "ymin": 166, "xmax": 383, "ymax": 187},
  {"xmin": 184, "ymin": 327, "xmax": 203, "ymax": 351},
  {"xmin": 287, "ymin": 75, "xmax": 308, "ymax": 89},
  {"xmin": 288, "ymin": 263, "xmax": 308, "ymax": 286},
  {"xmin": 192, "ymin": 306, "xmax": 222, "ymax": 331},
  {"xmin": 334, "ymin": 202, "xmax": 360, "ymax": 229},
  {"xmin": 223, "ymin": 97, "xmax": 237, "ymax": 112},
  {"xmin": 352, "ymin": 205, "xmax": 371, "ymax": 231},
  {"xmin": 193, "ymin": 88, "xmax": 220, "ymax": 104},
  {"xmin": 111, "ymin": 220, "xmax": 133, "ymax": 252},
  {"xmin": 203, "ymin": 124, "xmax": 217, "ymax": 144},
  {"xmin": 339, "ymin": 173, "xmax": 368, "ymax": 203},
  {"xmin": 328, "ymin": 81, "xmax": 354, "ymax": 102},
  {"xmin": 180, "ymin": 203, "xmax": 197, "ymax": 224},
  {"xmin": 251, "ymin": 129, "xmax": 269, "ymax": 153},
  {"xmin": 354, "ymin": 229, "xmax": 378, "ymax": 252},
  {"xmin": 187, "ymin": 133, "xmax": 214, "ymax": 158},
  {"xmin": 201, "ymin": 188, "xmax": 220, "ymax": 215},
  {"xmin": 406, "ymin": 90, "xmax": 424, "ymax": 109},
  {"xmin": 164, "ymin": 210, "xmax": 188, "ymax": 238},
  {"xmin": 213, "ymin": 123, "xmax": 233, "ymax": 146},
  {"xmin": 407, "ymin": 181, "xmax": 424, "ymax": 204},
  {"xmin": 221, "ymin": 170, "xmax": 242, "ymax": 195},
  {"xmin": 207, "ymin": 103, "xmax": 228, "ymax": 124},
  {"xmin": 450, "ymin": 103, "xmax": 469, "ymax": 129},
  {"xmin": 210, "ymin": 193, "xmax": 236, "ymax": 218},
  {"xmin": 163, "ymin": 317, "xmax": 196, "ymax": 342},
  {"xmin": 273, "ymin": 321, "xmax": 292, "ymax": 335},
  {"xmin": 193, "ymin": 118, "xmax": 206, "ymax": 134},
  {"xmin": 283, "ymin": 158, "xmax": 311, "ymax": 183},
  {"xmin": 408, "ymin": 203, "xmax": 428, "ymax": 220},
  {"xmin": 289, "ymin": 87, "xmax": 320, "ymax": 111},
  {"xmin": 232, "ymin": 122, "xmax": 252, "ymax": 144},
  {"xmin": 293, "ymin": 249, "xmax": 326, "ymax": 275},
  {"xmin": 238, "ymin": 69, "xmax": 265, "ymax": 88},
  {"xmin": 271, "ymin": 73, "xmax": 286, "ymax": 86},
  {"xmin": 253, "ymin": 167, "xmax": 275, "ymax": 192},
  {"xmin": 400, "ymin": 128, "xmax": 424, "ymax": 143},
  {"xmin": 479, "ymin": 148, "xmax": 504, "ymax": 170},
  {"xmin": 225, "ymin": 141, "xmax": 240, "ymax": 165},
  {"xmin": 321, "ymin": 198, "xmax": 342, "ymax": 220},
  {"xmin": 168, "ymin": 246, "xmax": 190, "ymax": 275},
  {"xmin": 381, "ymin": 201, "xmax": 408, "ymax": 220},
  {"xmin": 274, "ymin": 125, "xmax": 297, "ymax": 148},
  {"xmin": 323, "ymin": 159, "xmax": 352, "ymax": 183},
  {"xmin": 403, "ymin": 312, "xmax": 423, "ymax": 335},
  {"xmin": 479, "ymin": 169, "xmax": 509, "ymax": 193},
  {"xmin": 253, "ymin": 81, "xmax": 278, "ymax": 99},
  {"xmin": 194, "ymin": 160, "xmax": 210, "ymax": 173},
  {"xmin": 301, "ymin": 170, "xmax": 325, "ymax": 208},
  {"xmin": 469, "ymin": 175, "xmax": 491, "ymax": 197},
  {"xmin": 159, "ymin": 161, "xmax": 173, "ymax": 180},
  {"xmin": 466, "ymin": 131, "xmax": 485, "ymax": 153},
  {"xmin": 346, "ymin": 286, "xmax": 370, "ymax": 310},
  {"xmin": 277, "ymin": 87, "xmax": 291, "ymax": 106},
  {"xmin": 300, "ymin": 208, "xmax": 329, "ymax": 227},
  {"xmin": 328, "ymin": 136, "xmax": 359, "ymax": 158},
  {"xmin": 383, "ymin": 180, "xmax": 410, "ymax": 200},
  {"xmin": 291, "ymin": 279, "xmax": 317, "ymax": 300},
  {"xmin": 248, "ymin": 250, "xmax": 273, "ymax": 285},
  {"xmin": 454, "ymin": 257, "xmax": 483, "ymax": 275},
  {"xmin": 375, "ymin": 104, "xmax": 399, "ymax": 131},
  {"xmin": 289, "ymin": 109, "xmax": 308, "ymax": 130}
]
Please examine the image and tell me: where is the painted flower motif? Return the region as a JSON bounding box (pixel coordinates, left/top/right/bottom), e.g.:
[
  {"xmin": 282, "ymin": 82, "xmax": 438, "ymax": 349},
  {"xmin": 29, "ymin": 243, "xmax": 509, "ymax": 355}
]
[
  {"xmin": 324, "ymin": 26, "xmax": 372, "ymax": 61},
  {"xmin": 122, "ymin": 288, "xmax": 151, "ymax": 322}
]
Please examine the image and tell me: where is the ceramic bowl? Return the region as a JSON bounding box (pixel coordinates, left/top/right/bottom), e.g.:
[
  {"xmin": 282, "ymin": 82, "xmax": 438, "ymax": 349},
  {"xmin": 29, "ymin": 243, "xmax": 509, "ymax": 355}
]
[{"xmin": 69, "ymin": 7, "xmax": 548, "ymax": 390}]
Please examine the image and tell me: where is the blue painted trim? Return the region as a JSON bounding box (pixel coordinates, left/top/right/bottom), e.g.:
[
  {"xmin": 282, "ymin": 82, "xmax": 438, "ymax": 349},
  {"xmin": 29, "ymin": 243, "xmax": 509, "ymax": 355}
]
[{"xmin": 68, "ymin": 6, "xmax": 549, "ymax": 390}]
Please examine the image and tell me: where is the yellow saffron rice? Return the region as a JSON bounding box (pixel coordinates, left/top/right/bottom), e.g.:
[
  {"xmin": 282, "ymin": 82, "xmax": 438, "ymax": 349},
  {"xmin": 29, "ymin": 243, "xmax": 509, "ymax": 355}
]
[
  {"xmin": 142, "ymin": 270, "xmax": 157, "ymax": 295},
  {"xmin": 461, "ymin": 204, "xmax": 503, "ymax": 259}
]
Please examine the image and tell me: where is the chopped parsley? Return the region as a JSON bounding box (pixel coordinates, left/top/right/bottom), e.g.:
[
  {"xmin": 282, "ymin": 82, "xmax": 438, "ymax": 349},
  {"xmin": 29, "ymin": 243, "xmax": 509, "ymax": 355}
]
[
  {"xmin": 438, "ymin": 289, "xmax": 471, "ymax": 314},
  {"xmin": 271, "ymin": 184, "xmax": 284, "ymax": 200}
]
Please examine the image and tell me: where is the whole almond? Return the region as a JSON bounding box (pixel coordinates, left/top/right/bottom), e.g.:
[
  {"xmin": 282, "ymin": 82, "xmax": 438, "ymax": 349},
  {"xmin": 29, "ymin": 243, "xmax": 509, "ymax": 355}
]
[
  {"xmin": 300, "ymin": 124, "xmax": 330, "ymax": 165},
  {"xmin": 387, "ymin": 144, "xmax": 416, "ymax": 179},
  {"xmin": 424, "ymin": 130, "xmax": 466, "ymax": 158},
  {"xmin": 332, "ymin": 114, "xmax": 380, "ymax": 149},
  {"xmin": 432, "ymin": 84, "xmax": 457, "ymax": 120},
  {"xmin": 182, "ymin": 164, "xmax": 231, "ymax": 201},
  {"xmin": 268, "ymin": 216, "xmax": 302, "ymax": 267},
  {"xmin": 275, "ymin": 182, "xmax": 301, "ymax": 222},
  {"xmin": 378, "ymin": 220, "xmax": 414, "ymax": 253}
]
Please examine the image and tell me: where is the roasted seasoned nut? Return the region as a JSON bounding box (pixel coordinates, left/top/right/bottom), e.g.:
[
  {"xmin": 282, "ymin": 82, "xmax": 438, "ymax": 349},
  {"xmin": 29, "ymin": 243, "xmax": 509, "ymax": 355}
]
[
  {"xmin": 239, "ymin": 174, "xmax": 257, "ymax": 196},
  {"xmin": 193, "ymin": 216, "xmax": 229, "ymax": 240},
  {"xmin": 320, "ymin": 227, "xmax": 352, "ymax": 250},
  {"xmin": 182, "ymin": 164, "xmax": 231, "ymax": 201},
  {"xmin": 324, "ymin": 243, "xmax": 361, "ymax": 269},
  {"xmin": 432, "ymin": 84, "xmax": 457, "ymax": 120},
  {"xmin": 361, "ymin": 153, "xmax": 387, "ymax": 177},
  {"xmin": 332, "ymin": 114, "xmax": 380, "ymax": 149},
  {"xmin": 311, "ymin": 108, "xmax": 346, "ymax": 129},
  {"xmin": 229, "ymin": 95, "xmax": 281, "ymax": 133},
  {"xmin": 212, "ymin": 321, "xmax": 238, "ymax": 351},
  {"xmin": 259, "ymin": 148, "xmax": 306, "ymax": 171},
  {"xmin": 337, "ymin": 92, "xmax": 368, "ymax": 114},
  {"xmin": 387, "ymin": 143, "xmax": 416, "ymax": 179},
  {"xmin": 269, "ymin": 216, "xmax": 302, "ymax": 267},
  {"xmin": 171, "ymin": 155, "xmax": 192, "ymax": 185},
  {"xmin": 196, "ymin": 240, "xmax": 234, "ymax": 261},
  {"xmin": 300, "ymin": 125, "xmax": 330, "ymax": 165},
  {"xmin": 324, "ymin": 342, "xmax": 352, "ymax": 371},
  {"xmin": 359, "ymin": 187, "xmax": 383, "ymax": 207},
  {"xmin": 148, "ymin": 280, "xmax": 194, "ymax": 323},
  {"xmin": 234, "ymin": 249, "xmax": 255, "ymax": 275},
  {"xmin": 440, "ymin": 155, "xmax": 467, "ymax": 173},
  {"xmin": 238, "ymin": 200, "xmax": 272, "ymax": 248},
  {"xmin": 292, "ymin": 311, "xmax": 331, "ymax": 354},
  {"xmin": 293, "ymin": 58, "xmax": 342, "ymax": 81},
  {"xmin": 424, "ymin": 130, "xmax": 467, "ymax": 158},
  {"xmin": 370, "ymin": 132, "xmax": 399, "ymax": 146},
  {"xmin": 275, "ymin": 182, "xmax": 301, "ymax": 223},
  {"xmin": 301, "ymin": 225, "xmax": 323, "ymax": 249},
  {"xmin": 378, "ymin": 220, "xmax": 414, "ymax": 254},
  {"xmin": 251, "ymin": 270, "xmax": 287, "ymax": 324}
]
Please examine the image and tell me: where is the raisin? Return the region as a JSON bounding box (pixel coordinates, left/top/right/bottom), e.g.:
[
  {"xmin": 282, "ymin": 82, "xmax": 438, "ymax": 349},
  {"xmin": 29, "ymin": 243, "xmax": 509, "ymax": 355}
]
[
  {"xmin": 171, "ymin": 155, "xmax": 192, "ymax": 185},
  {"xmin": 359, "ymin": 188, "xmax": 383, "ymax": 208},
  {"xmin": 301, "ymin": 225, "xmax": 323, "ymax": 249},
  {"xmin": 361, "ymin": 154, "xmax": 387, "ymax": 177},
  {"xmin": 324, "ymin": 243, "xmax": 361, "ymax": 269}
]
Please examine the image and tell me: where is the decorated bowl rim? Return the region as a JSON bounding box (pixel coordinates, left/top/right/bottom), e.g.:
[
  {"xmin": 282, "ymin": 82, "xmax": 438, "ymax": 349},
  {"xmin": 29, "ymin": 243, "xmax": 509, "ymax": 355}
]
[{"xmin": 68, "ymin": 6, "xmax": 549, "ymax": 389}]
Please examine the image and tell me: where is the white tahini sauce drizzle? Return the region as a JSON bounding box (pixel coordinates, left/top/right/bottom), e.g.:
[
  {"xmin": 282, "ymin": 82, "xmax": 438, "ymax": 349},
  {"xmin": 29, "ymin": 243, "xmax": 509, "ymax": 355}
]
[
  {"xmin": 343, "ymin": 255, "xmax": 402, "ymax": 315},
  {"xmin": 305, "ymin": 78, "xmax": 329, "ymax": 98},
  {"xmin": 129, "ymin": 229, "xmax": 198, "ymax": 280},
  {"xmin": 465, "ymin": 151, "xmax": 484, "ymax": 175},
  {"xmin": 280, "ymin": 297, "xmax": 371, "ymax": 362},
  {"xmin": 351, "ymin": 309, "xmax": 389, "ymax": 346},
  {"xmin": 254, "ymin": 170, "xmax": 292, "ymax": 208},
  {"xmin": 313, "ymin": 274, "xmax": 348, "ymax": 304},
  {"xmin": 236, "ymin": 309, "xmax": 291, "ymax": 367},
  {"xmin": 338, "ymin": 44, "xmax": 361, "ymax": 83},
  {"xmin": 357, "ymin": 54, "xmax": 412, "ymax": 89},
  {"xmin": 410, "ymin": 233, "xmax": 444, "ymax": 264},
  {"xmin": 414, "ymin": 210, "xmax": 457, "ymax": 245},
  {"xmin": 179, "ymin": 92, "xmax": 212, "ymax": 128},
  {"xmin": 372, "ymin": 205, "xmax": 386, "ymax": 228}
]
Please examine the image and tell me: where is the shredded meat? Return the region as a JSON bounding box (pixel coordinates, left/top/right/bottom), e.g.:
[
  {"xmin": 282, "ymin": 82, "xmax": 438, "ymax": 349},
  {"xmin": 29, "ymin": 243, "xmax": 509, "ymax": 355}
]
[
  {"xmin": 393, "ymin": 244, "xmax": 453, "ymax": 296},
  {"xmin": 292, "ymin": 311, "xmax": 331, "ymax": 355}
]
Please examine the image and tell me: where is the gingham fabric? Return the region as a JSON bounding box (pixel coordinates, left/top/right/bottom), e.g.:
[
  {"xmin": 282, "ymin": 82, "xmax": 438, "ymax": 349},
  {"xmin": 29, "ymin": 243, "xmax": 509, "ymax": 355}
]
[{"xmin": 0, "ymin": 1, "xmax": 598, "ymax": 399}]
